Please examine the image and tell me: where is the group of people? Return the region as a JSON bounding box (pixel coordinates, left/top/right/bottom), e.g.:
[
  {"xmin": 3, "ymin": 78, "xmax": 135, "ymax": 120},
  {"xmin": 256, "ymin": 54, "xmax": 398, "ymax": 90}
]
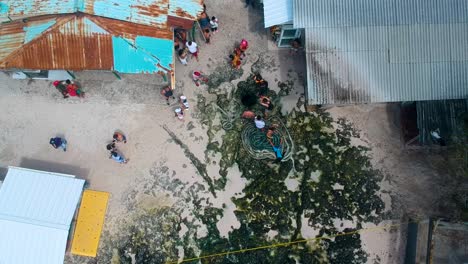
[
  {"xmin": 106, "ymin": 132, "xmax": 128, "ymax": 164},
  {"xmin": 178, "ymin": 40, "xmax": 199, "ymax": 65},
  {"xmin": 175, "ymin": 95, "xmax": 190, "ymax": 121},
  {"xmin": 49, "ymin": 132, "xmax": 129, "ymax": 164},
  {"xmin": 52, "ymin": 79, "xmax": 85, "ymax": 98},
  {"xmin": 230, "ymin": 39, "xmax": 249, "ymax": 69},
  {"xmin": 240, "ymin": 72, "xmax": 283, "ymax": 161},
  {"xmin": 199, "ymin": 6, "xmax": 220, "ymax": 45},
  {"xmin": 175, "ymin": 14, "xmax": 219, "ymax": 66},
  {"xmin": 160, "ymin": 86, "xmax": 191, "ymax": 121}
]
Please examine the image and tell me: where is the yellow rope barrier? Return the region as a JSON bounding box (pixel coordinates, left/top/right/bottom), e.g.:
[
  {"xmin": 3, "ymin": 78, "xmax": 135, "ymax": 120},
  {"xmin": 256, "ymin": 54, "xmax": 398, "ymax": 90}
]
[{"xmin": 166, "ymin": 222, "xmax": 405, "ymax": 264}]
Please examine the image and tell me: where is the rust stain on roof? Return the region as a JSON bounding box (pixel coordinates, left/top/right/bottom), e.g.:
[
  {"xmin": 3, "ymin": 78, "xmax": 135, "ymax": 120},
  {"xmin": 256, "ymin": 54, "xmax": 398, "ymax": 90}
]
[
  {"xmin": 169, "ymin": 0, "xmax": 204, "ymax": 20},
  {"xmin": 173, "ymin": 8, "xmax": 191, "ymax": 19},
  {"xmin": 90, "ymin": 15, "xmax": 172, "ymax": 40},
  {"xmin": 133, "ymin": 0, "xmax": 169, "ymax": 17}
]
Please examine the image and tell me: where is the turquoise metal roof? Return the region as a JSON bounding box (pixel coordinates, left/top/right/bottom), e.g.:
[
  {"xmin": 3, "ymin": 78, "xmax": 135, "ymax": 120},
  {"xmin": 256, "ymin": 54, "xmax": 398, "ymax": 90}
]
[
  {"xmin": 83, "ymin": 0, "xmax": 168, "ymax": 27},
  {"xmin": 1, "ymin": 0, "xmax": 203, "ymax": 24},
  {"xmin": 112, "ymin": 36, "xmax": 173, "ymax": 74},
  {"xmin": 0, "ymin": 0, "xmax": 76, "ymax": 21},
  {"xmin": 24, "ymin": 19, "xmax": 56, "ymax": 43},
  {"xmin": 169, "ymin": 0, "xmax": 204, "ymax": 20}
]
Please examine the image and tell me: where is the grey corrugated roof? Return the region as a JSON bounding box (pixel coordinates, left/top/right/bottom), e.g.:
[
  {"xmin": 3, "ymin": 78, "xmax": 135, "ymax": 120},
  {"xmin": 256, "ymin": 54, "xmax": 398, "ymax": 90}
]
[
  {"xmin": 293, "ymin": 0, "xmax": 468, "ymax": 28},
  {"xmin": 416, "ymin": 99, "xmax": 468, "ymax": 145},
  {"xmin": 294, "ymin": 0, "xmax": 468, "ymax": 104},
  {"xmin": 263, "ymin": 0, "xmax": 293, "ymax": 28}
]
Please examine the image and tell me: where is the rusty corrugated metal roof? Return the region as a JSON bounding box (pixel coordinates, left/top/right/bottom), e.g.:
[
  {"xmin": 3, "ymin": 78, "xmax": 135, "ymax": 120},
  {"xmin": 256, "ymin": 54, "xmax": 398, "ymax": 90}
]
[
  {"xmin": 0, "ymin": 0, "xmax": 77, "ymax": 21},
  {"xmin": 1, "ymin": 0, "xmax": 200, "ymax": 26},
  {"xmin": 0, "ymin": 21, "xmax": 26, "ymax": 60},
  {"xmin": 169, "ymin": 0, "xmax": 204, "ymax": 20},
  {"xmin": 0, "ymin": 14, "xmax": 174, "ymax": 72},
  {"xmin": 0, "ymin": 0, "xmax": 204, "ymax": 72},
  {"xmin": 1, "ymin": 15, "xmax": 113, "ymax": 70},
  {"xmin": 90, "ymin": 15, "xmax": 172, "ymax": 40}
]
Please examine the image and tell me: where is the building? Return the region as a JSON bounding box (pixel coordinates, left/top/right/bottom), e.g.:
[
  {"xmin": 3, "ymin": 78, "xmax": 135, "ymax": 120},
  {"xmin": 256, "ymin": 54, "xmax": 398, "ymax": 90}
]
[
  {"xmin": 0, "ymin": 167, "xmax": 85, "ymax": 264},
  {"xmin": 0, "ymin": 0, "xmax": 204, "ymax": 81},
  {"xmin": 262, "ymin": 0, "xmax": 468, "ymax": 146},
  {"xmin": 405, "ymin": 219, "xmax": 468, "ymax": 264},
  {"xmin": 291, "ymin": 0, "xmax": 468, "ymax": 105},
  {"xmin": 401, "ymin": 99, "xmax": 468, "ymax": 147},
  {"xmin": 262, "ymin": 0, "xmax": 302, "ymax": 48}
]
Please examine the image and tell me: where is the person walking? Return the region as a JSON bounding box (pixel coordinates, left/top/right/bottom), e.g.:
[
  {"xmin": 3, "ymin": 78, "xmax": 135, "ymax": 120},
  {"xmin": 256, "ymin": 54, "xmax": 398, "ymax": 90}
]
[
  {"xmin": 50, "ymin": 137, "xmax": 67, "ymax": 152},
  {"xmin": 109, "ymin": 151, "xmax": 128, "ymax": 164},
  {"xmin": 203, "ymin": 29, "xmax": 211, "ymax": 44},
  {"xmin": 185, "ymin": 41, "xmax": 199, "ymax": 61},
  {"xmin": 161, "ymin": 86, "xmax": 176, "ymax": 105},
  {"xmin": 178, "ymin": 48, "xmax": 188, "ymax": 66},
  {"xmin": 210, "ymin": 16, "xmax": 219, "ymax": 34}
]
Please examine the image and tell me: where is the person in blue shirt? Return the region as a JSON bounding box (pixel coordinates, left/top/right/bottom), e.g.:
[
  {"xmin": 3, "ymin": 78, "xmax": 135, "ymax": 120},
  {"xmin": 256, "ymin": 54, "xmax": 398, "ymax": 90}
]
[{"xmin": 109, "ymin": 151, "xmax": 128, "ymax": 164}]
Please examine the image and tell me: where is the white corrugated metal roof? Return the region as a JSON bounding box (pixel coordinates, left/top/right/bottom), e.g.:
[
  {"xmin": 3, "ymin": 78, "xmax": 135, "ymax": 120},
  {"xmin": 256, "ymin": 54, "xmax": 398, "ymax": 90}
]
[
  {"xmin": 294, "ymin": 0, "xmax": 468, "ymax": 104},
  {"xmin": 0, "ymin": 220, "xmax": 69, "ymax": 264},
  {"xmin": 263, "ymin": 0, "xmax": 293, "ymax": 28},
  {"xmin": 0, "ymin": 167, "xmax": 85, "ymax": 264}
]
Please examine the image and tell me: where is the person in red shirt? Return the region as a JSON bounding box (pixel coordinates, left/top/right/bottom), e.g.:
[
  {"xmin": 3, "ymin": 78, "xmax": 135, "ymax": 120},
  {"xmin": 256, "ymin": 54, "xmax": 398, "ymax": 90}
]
[
  {"xmin": 66, "ymin": 84, "xmax": 78, "ymax": 97},
  {"xmin": 239, "ymin": 39, "xmax": 248, "ymax": 58},
  {"xmin": 53, "ymin": 80, "xmax": 69, "ymax": 98},
  {"xmin": 65, "ymin": 79, "xmax": 85, "ymax": 97}
]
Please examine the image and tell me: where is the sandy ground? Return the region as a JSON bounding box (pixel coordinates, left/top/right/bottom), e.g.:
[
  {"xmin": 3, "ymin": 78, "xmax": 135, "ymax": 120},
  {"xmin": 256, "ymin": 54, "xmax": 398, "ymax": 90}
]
[{"xmin": 0, "ymin": 1, "xmax": 458, "ymax": 263}]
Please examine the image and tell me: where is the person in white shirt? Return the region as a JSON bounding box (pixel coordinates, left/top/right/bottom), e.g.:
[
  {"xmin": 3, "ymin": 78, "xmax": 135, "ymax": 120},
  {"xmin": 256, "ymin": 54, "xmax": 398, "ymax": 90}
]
[
  {"xmin": 185, "ymin": 41, "xmax": 199, "ymax": 61},
  {"xmin": 210, "ymin": 16, "xmax": 219, "ymax": 34},
  {"xmin": 175, "ymin": 107, "xmax": 185, "ymax": 121},
  {"xmin": 254, "ymin": 115, "xmax": 265, "ymax": 129},
  {"xmin": 180, "ymin": 95, "xmax": 189, "ymax": 110}
]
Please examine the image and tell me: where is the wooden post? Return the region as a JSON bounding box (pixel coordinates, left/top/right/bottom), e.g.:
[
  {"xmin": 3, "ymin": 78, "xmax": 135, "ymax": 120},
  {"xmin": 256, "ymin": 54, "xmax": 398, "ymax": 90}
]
[
  {"xmin": 66, "ymin": 70, "xmax": 76, "ymax": 79},
  {"xmin": 112, "ymin": 71, "xmax": 121, "ymax": 80},
  {"xmin": 21, "ymin": 71, "xmax": 32, "ymax": 78}
]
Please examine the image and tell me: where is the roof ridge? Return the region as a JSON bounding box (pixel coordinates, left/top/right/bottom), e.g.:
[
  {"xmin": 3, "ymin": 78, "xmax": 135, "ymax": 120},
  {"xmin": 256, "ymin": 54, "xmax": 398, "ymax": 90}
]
[
  {"xmin": 85, "ymin": 14, "xmax": 120, "ymax": 36},
  {"xmin": 0, "ymin": 15, "xmax": 76, "ymax": 67}
]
